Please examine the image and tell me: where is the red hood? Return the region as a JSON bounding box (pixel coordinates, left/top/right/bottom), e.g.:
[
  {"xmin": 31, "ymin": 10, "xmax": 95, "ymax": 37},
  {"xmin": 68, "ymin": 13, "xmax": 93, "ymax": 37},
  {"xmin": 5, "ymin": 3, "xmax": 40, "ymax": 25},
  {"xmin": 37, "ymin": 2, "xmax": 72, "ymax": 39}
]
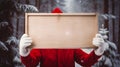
[{"xmin": 52, "ymin": 7, "xmax": 63, "ymax": 13}]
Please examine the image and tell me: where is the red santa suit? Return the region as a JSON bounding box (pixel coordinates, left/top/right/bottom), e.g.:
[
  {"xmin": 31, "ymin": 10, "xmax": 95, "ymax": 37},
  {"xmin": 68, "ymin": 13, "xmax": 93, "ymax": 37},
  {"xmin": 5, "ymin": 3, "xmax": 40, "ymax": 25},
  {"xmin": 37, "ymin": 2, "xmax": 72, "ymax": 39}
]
[
  {"xmin": 21, "ymin": 7, "xmax": 101, "ymax": 67},
  {"xmin": 21, "ymin": 49, "xmax": 100, "ymax": 67}
]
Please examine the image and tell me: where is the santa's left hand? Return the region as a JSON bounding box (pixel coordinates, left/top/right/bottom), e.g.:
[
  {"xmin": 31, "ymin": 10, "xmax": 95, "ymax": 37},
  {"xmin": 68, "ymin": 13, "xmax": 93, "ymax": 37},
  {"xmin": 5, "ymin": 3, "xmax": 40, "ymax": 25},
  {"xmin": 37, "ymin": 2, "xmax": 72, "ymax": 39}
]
[{"xmin": 92, "ymin": 34, "xmax": 109, "ymax": 56}]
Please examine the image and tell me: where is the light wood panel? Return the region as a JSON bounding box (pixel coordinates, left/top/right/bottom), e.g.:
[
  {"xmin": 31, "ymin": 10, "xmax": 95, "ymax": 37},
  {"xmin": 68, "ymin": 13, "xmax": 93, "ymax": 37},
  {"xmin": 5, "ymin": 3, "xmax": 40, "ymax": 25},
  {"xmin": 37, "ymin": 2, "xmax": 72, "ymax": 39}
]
[{"xmin": 25, "ymin": 13, "xmax": 98, "ymax": 48}]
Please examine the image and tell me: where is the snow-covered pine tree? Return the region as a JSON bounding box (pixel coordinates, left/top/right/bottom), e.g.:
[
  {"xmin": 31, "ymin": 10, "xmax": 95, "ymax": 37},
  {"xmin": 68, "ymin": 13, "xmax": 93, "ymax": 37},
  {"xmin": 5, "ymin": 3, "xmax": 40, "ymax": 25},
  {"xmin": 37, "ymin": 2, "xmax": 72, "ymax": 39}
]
[{"xmin": 0, "ymin": 0, "xmax": 38, "ymax": 67}]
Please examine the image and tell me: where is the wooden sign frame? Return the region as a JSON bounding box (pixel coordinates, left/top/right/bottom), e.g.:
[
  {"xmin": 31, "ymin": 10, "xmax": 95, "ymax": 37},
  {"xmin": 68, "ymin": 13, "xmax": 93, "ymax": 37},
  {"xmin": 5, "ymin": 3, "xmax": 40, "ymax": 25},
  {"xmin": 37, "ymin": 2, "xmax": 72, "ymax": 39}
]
[{"xmin": 25, "ymin": 13, "xmax": 98, "ymax": 48}]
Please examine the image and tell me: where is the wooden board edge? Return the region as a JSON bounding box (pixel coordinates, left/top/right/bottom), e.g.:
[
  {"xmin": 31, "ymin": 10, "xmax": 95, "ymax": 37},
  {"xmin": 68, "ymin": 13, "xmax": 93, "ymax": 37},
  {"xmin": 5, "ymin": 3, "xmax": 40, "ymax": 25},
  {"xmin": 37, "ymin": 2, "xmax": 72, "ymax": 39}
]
[{"xmin": 26, "ymin": 13, "xmax": 97, "ymax": 16}]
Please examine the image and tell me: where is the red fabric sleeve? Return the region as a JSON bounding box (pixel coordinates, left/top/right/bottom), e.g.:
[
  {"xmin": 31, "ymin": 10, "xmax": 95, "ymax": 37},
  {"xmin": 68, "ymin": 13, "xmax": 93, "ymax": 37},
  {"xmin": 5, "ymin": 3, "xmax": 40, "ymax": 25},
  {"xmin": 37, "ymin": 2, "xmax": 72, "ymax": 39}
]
[
  {"xmin": 21, "ymin": 49, "xmax": 41, "ymax": 67},
  {"xmin": 74, "ymin": 49, "xmax": 101, "ymax": 67}
]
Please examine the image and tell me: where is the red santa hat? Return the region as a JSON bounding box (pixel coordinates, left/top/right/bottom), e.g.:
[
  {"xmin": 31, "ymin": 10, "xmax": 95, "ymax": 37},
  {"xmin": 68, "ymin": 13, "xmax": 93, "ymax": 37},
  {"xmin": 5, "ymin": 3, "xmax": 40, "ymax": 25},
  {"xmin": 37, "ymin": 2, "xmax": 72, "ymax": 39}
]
[{"xmin": 52, "ymin": 7, "xmax": 63, "ymax": 13}]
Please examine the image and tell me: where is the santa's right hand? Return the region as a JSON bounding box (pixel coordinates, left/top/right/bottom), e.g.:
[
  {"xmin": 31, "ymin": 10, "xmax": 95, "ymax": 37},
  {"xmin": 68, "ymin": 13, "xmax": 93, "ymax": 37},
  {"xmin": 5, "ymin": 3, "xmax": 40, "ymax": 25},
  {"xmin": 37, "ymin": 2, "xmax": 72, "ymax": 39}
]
[{"xmin": 19, "ymin": 34, "xmax": 33, "ymax": 57}]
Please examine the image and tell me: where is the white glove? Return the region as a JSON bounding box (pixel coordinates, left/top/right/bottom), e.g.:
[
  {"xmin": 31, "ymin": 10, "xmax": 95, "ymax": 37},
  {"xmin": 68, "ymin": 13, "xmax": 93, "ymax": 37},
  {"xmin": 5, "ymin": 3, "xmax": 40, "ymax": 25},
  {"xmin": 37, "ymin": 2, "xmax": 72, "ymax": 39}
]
[
  {"xmin": 93, "ymin": 34, "xmax": 109, "ymax": 56},
  {"xmin": 19, "ymin": 34, "xmax": 33, "ymax": 57}
]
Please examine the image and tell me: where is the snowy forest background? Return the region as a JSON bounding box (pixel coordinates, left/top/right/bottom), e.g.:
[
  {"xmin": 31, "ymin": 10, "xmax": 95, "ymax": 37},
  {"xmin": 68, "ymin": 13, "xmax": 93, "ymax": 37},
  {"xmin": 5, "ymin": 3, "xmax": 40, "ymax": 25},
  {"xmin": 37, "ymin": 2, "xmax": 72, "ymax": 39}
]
[{"xmin": 0, "ymin": 0, "xmax": 120, "ymax": 67}]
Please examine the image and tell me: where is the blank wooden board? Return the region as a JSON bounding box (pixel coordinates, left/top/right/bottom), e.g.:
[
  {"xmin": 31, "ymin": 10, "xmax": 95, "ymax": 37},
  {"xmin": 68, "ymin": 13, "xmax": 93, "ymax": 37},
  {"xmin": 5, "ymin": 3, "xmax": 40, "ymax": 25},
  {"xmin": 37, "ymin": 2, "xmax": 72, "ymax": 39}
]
[{"xmin": 25, "ymin": 13, "xmax": 98, "ymax": 48}]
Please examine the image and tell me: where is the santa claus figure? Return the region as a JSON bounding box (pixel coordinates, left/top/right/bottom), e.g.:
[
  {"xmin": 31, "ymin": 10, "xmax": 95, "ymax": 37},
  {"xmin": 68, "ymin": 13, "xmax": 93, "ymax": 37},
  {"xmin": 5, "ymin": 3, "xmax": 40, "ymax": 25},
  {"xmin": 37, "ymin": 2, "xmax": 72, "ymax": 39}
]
[{"xmin": 19, "ymin": 7, "xmax": 108, "ymax": 67}]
